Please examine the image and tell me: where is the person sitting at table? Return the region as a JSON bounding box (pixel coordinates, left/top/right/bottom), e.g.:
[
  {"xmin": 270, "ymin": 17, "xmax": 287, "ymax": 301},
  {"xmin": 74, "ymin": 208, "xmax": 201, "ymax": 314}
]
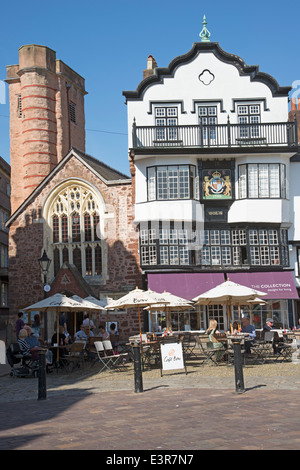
[
  {"xmin": 262, "ymin": 318, "xmax": 280, "ymax": 354},
  {"xmin": 228, "ymin": 321, "xmax": 239, "ymax": 335},
  {"xmin": 99, "ymin": 325, "xmax": 109, "ymax": 340},
  {"xmin": 24, "ymin": 326, "xmax": 39, "ymax": 348},
  {"xmin": 206, "ymin": 319, "xmax": 225, "ymax": 361},
  {"xmin": 17, "ymin": 328, "xmax": 31, "ymax": 356},
  {"xmin": 241, "ymin": 317, "xmax": 256, "ymax": 353},
  {"xmin": 23, "ymin": 326, "xmax": 40, "ymax": 361},
  {"xmin": 76, "ymin": 325, "xmax": 94, "ymax": 340}
]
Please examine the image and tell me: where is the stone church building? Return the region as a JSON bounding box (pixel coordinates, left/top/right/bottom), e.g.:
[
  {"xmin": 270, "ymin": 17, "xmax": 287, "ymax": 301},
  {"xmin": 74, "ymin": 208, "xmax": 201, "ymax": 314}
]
[{"xmin": 5, "ymin": 45, "xmax": 141, "ymax": 340}]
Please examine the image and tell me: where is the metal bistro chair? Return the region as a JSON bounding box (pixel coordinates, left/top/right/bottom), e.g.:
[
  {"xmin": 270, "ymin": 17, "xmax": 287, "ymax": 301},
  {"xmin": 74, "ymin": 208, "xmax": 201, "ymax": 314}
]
[
  {"xmin": 181, "ymin": 333, "xmax": 197, "ymax": 361},
  {"xmin": 102, "ymin": 340, "xmax": 127, "ymax": 370},
  {"xmin": 94, "ymin": 341, "xmax": 118, "ymax": 372},
  {"xmin": 195, "ymin": 335, "xmax": 226, "ymax": 366}
]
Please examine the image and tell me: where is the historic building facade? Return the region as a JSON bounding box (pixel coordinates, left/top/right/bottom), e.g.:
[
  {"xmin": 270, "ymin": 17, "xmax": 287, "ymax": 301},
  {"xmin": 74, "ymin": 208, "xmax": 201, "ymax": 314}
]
[
  {"xmin": 6, "ymin": 45, "xmax": 141, "ymax": 340},
  {"xmin": 123, "ymin": 21, "xmax": 300, "ymax": 331}
]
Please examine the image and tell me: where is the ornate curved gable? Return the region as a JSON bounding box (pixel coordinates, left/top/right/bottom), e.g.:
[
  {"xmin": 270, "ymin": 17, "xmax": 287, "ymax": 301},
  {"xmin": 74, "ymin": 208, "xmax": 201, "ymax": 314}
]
[{"xmin": 123, "ymin": 42, "xmax": 291, "ymax": 101}]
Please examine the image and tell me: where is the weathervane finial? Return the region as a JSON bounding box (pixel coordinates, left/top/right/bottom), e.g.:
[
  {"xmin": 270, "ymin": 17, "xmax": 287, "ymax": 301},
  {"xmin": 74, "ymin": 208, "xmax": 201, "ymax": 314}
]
[{"xmin": 199, "ymin": 15, "xmax": 211, "ymax": 42}]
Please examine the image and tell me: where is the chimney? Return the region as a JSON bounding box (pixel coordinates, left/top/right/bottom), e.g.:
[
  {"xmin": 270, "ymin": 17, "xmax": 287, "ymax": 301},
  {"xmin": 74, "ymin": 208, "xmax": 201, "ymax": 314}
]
[{"xmin": 143, "ymin": 55, "xmax": 157, "ymax": 80}]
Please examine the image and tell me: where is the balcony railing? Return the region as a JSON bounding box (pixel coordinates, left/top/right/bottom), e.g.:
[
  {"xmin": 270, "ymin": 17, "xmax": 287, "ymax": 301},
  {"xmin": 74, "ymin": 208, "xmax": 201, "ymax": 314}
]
[{"xmin": 132, "ymin": 121, "xmax": 297, "ymax": 150}]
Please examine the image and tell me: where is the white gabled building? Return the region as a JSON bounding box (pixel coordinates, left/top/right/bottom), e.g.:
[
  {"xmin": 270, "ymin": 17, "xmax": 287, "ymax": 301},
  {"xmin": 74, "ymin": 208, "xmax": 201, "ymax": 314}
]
[{"xmin": 123, "ymin": 18, "xmax": 299, "ymax": 332}]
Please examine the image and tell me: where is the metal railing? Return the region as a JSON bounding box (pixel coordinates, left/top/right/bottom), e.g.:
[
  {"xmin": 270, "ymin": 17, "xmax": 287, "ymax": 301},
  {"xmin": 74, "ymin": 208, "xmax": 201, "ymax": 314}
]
[{"xmin": 132, "ymin": 121, "xmax": 297, "ymax": 150}]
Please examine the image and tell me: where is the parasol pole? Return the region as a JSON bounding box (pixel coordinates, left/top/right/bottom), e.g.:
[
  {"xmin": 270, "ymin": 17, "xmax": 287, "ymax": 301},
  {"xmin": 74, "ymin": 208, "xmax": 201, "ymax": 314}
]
[
  {"xmin": 165, "ymin": 303, "xmax": 168, "ymax": 332},
  {"xmin": 138, "ymin": 305, "xmax": 142, "ymax": 341},
  {"xmin": 227, "ymin": 300, "xmax": 231, "ymax": 328},
  {"xmin": 150, "ymin": 306, "xmax": 155, "ymax": 337},
  {"xmin": 74, "ymin": 311, "xmax": 76, "ymax": 339}
]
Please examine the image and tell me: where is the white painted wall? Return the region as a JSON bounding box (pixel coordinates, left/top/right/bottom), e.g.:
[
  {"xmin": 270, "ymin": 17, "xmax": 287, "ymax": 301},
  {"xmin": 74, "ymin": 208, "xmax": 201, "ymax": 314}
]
[{"xmin": 126, "ymin": 50, "xmax": 288, "ymax": 147}]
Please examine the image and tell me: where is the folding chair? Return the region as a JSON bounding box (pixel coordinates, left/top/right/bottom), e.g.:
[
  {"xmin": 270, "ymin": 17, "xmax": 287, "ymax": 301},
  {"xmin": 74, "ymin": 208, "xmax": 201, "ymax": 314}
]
[
  {"xmin": 102, "ymin": 340, "xmax": 127, "ymax": 370},
  {"xmin": 195, "ymin": 335, "xmax": 226, "ymax": 366},
  {"xmin": 94, "ymin": 341, "xmax": 125, "ymax": 372}
]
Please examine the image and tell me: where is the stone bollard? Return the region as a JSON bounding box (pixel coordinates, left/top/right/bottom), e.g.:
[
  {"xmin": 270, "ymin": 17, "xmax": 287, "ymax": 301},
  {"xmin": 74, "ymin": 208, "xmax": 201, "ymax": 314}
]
[
  {"xmin": 38, "ymin": 349, "xmax": 47, "ymax": 400},
  {"xmin": 133, "ymin": 343, "xmax": 143, "ymax": 393},
  {"xmin": 231, "ymin": 337, "xmax": 245, "ymax": 394}
]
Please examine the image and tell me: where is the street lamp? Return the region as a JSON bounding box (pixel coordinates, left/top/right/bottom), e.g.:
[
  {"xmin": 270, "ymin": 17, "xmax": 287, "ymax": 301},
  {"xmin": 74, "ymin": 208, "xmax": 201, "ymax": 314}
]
[
  {"xmin": 38, "ymin": 250, "xmax": 51, "ymax": 287},
  {"xmin": 38, "ymin": 250, "xmax": 51, "ymax": 340}
]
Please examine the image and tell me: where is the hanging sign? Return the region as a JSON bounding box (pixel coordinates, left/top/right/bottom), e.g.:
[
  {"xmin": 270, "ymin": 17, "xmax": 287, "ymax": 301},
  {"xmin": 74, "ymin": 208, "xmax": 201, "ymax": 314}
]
[{"xmin": 160, "ymin": 342, "xmax": 185, "ymax": 371}]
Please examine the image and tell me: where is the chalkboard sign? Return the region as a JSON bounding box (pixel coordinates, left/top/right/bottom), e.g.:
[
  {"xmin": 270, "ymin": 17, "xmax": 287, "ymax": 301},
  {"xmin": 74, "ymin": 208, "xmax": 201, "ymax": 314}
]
[{"xmin": 160, "ymin": 341, "xmax": 187, "ymax": 376}]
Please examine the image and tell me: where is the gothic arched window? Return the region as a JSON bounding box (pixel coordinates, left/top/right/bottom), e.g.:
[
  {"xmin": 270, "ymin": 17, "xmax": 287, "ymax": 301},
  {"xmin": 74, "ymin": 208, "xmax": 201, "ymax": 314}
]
[{"xmin": 48, "ymin": 183, "xmax": 103, "ymax": 278}]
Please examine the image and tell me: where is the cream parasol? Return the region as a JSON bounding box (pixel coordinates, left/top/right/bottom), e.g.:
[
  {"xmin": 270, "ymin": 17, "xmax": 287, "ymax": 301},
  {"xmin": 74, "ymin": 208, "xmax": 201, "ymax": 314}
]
[
  {"xmin": 105, "ymin": 287, "xmax": 170, "ymax": 338},
  {"xmin": 193, "ymin": 280, "xmax": 267, "ymax": 325},
  {"xmin": 144, "ymin": 291, "xmax": 194, "ymax": 333},
  {"xmin": 25, "ymin": 293, "xmax": 104, "ymax": 362}
]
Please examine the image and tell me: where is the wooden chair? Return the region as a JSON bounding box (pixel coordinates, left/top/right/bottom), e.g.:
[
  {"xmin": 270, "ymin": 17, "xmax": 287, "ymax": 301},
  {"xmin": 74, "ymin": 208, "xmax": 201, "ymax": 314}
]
[{"xmin": 60, "ymin": 341, "xmax": 86, "ymax": 372}]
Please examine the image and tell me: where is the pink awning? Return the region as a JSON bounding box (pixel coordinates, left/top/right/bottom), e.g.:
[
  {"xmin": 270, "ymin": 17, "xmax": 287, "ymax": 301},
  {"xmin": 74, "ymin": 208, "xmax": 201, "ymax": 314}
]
[
  {"xmin": 228, "ymin": 271, "xmax": 299, "ymax": 299},
  {"xmin": 147, "ymin": 273, "xmax": 225, "ymax": 301}
]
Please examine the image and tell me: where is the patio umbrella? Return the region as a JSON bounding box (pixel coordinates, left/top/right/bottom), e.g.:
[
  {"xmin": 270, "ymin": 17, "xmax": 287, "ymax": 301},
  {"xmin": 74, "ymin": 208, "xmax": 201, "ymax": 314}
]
[
  {"xmin": 71, "ymin": 295, "xmax": 105, "ymax": 335},
  {"xmin": 193, "ymin": 279, "xmax": 267, "ymax": 326},
  {"xmin": 144, "ymin": 291, "xmax": 194, "ymax": 333},
  {"xmin": 24, "ymin": 293, "xmax": 103, "ymax": 362},
  {"xmin": 105, "ymin": 287, "xmax": 170, "ymax": 339}
]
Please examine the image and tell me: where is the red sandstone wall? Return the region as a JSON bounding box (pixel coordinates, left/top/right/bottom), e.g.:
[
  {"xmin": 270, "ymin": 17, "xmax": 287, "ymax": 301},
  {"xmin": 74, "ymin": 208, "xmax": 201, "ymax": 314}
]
[
  {"xmin": 8, "ymin": 153, "xmax": 142, "ymax": 340},
  {"xmin": 6, "ymin": 45, "xmax": 86, "ymax": 213}
]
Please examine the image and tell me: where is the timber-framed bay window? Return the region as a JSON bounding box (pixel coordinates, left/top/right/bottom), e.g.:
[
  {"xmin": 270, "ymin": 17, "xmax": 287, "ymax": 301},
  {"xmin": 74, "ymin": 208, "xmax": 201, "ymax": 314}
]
[
  {"xmin": 147, "ymin": 165, "xmax": 199, "ymax": 201},
  {"xmin": 46, "ymin": 182, "xmax": 104, "ymax": 278},
  {"xmin": 140, "ymin": 225, "xmax": 289, "ymax": 268},
  {"xmin": 238, "ymin": 163, "xmax": 286, "ymax": 199}
]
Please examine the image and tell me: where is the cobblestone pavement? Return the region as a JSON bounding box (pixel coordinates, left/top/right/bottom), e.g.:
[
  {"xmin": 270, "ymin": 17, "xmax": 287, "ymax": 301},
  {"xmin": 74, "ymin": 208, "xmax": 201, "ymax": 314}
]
[{"xmin": 1, "ymin": 361, "xmax": 300, "ymax": 451}]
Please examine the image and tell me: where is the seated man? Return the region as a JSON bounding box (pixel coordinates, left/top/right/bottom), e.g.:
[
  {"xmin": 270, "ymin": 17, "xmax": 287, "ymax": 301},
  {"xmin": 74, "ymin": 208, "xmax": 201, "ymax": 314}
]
[
  {"xmin": 76, "ymin": 325, "xmax": 94, "ymax": 341},
  {"xmin": 263, "ymin": 318, "xmax": 280, "ymax": 353},
  {"xmin": 241, "ymin": 317, "xmax": 256, "ymax": 353}
]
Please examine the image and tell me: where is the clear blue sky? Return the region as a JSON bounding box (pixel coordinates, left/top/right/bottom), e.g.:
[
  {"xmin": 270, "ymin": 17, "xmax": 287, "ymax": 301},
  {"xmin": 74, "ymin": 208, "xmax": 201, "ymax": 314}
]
[{"xmin": 0, "ymin": 0, "xmax": 299, "ymax": 176}]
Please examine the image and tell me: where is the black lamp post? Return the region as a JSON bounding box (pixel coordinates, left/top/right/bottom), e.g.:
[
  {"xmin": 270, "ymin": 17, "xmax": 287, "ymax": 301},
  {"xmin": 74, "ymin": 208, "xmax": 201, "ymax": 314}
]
[
  {"xmin": 38, "ymin": 250, "xmax": 51, "ymax": 287},
  {"xmin": 38, "ymin": 250, "xmax": 51, "ymax": 340}
]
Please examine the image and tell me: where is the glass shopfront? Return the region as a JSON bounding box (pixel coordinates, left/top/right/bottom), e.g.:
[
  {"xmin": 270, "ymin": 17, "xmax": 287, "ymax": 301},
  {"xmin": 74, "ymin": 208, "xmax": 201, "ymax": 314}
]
[{"xmin": 149, "ymin": 299, "xmax": 291, "ymax": 332}]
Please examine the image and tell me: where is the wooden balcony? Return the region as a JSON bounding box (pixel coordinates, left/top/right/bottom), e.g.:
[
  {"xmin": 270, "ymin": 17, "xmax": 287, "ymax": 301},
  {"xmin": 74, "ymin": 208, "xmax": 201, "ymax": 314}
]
[{"xmin": 132, "ymin": 121, "xmax": 298, "ymax": 153}]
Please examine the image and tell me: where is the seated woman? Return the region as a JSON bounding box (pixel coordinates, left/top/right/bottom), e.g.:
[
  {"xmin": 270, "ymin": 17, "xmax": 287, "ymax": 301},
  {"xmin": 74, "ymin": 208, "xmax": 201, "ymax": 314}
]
[
  {"xmin": 99, "ymin": 325, "xmax": 109, "ymax": 340},
  {"xmin": 206, "ymin": 319, "xmax": 225, "ymax": 361},
  {"xmin": 17, "ymin": 329, "xmax": 31, "ymax": 356}
]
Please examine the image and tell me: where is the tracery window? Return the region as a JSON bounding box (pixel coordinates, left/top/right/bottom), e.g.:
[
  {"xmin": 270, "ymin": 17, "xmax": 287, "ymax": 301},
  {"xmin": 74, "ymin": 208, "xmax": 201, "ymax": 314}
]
[{"xmin": 49, "ymin": 184, "xmax": 102, "ymax": 278}]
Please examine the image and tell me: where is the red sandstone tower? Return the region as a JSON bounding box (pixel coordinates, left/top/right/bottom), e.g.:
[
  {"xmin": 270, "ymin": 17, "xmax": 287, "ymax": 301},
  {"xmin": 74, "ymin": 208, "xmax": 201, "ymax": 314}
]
[{"xmin": 6, "ymin": 45, "xmax": 87, "ymax": 212}]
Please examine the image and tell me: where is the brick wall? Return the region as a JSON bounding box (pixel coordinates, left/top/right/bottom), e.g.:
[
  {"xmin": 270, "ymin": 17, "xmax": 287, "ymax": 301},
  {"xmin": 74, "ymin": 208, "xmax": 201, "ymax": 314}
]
[
  {"xmin": 8, "ymin": 153, "xmax": 143, "ymax": 340},
  {"xmin": 6, "ymin": 45, "xmax": 86, "ymax": 213}
]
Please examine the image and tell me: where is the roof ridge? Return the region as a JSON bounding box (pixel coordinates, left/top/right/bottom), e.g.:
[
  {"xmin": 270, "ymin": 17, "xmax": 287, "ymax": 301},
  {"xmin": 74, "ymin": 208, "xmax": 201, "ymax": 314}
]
[{"xmin": 71, "ymin": 147, "xmax": 130, "ymax": 179}]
